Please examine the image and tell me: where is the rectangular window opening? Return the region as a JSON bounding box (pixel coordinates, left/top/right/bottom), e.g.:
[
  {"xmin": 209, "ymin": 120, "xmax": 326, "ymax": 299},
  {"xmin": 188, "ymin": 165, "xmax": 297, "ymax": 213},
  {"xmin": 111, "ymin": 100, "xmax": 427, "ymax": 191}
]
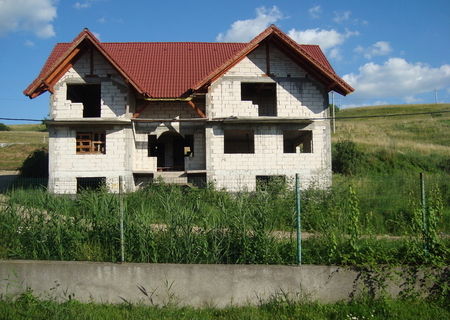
[
  {"xmin": 224, "ymin": 130, "xmax": 254, "ymax": 154},
  {"xmin": 76, "ymin": 132, "xmax": 106, "ymax": 154},
  {"xmin": 184, "ymin": 134, "xmax": 194, "ymax": 157},
  {"xmin": 148, "ymin": 134, "xmax": 157, "ymax": 157},
  {"xmin": 256, "ymin": 175, "xmax": 286, "ymax": 191},
  {"xmin": 77, "ymin": 177, "xmax": 106, "ymax": 193},
  {"xmin": 67, "ymin": 84, "xmax": 101, "ymax": 118},
  {"xmin": 283, "ymin": 130, "xmax": 313, "ymax": 153},
  {"xmin": 133, "ymin": 173, "xmax": 154, "ymax": 189},
  {"xmin": 241, "ymin": 82, "xmax": 277, "ymax": 116}
]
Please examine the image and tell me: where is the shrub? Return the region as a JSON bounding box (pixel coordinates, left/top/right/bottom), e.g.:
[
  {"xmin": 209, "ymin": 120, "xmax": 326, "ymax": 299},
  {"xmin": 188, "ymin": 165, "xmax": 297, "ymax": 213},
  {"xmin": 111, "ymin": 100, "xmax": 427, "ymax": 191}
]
[
  {"xmin": 0, "ymin": 123, "xmax": 10, "ymax": 131},
  {"xmin": 19, "ymin": 148, "xmax": 49, "ymax": 178},
  {"xmin": 332, "ymin": 140, "xmax": 365, "ymax": 175}
]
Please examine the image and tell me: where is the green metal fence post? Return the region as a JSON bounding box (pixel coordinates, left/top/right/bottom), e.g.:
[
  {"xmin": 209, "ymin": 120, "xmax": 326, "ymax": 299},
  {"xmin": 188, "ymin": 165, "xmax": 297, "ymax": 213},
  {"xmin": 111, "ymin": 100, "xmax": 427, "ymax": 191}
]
[
  {"xmin": 295, "ymin": 173, "xmax": 302, "ymax": 265},
  {"xmin": 420, "ymin": 172, "xmax": 428, "ymax": 254},
  {"xmin": 119, "ymin": 176, "xmax": 125, "ymax": 263}
]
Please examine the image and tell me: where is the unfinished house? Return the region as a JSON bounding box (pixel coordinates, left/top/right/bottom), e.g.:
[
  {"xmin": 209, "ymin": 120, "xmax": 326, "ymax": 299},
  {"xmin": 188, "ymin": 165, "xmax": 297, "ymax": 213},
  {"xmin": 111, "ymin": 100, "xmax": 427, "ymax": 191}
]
[{"xmin": 24, "ymin": 25, "xmax": 353, "ymax": 193}]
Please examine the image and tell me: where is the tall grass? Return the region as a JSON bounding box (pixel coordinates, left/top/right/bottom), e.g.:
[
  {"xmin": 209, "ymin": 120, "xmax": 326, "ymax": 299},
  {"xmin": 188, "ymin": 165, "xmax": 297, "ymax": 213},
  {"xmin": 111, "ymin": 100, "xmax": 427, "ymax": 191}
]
[{"xmin": 1, "ymin": 176, "xmax": 449, "ymax": 265}]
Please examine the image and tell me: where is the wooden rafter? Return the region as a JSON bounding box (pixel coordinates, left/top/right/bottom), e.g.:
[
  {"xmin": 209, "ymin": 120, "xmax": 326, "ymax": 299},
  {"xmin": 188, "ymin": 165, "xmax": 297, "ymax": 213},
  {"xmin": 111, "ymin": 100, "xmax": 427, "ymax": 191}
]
[
  {"xmin": 133, "ymin": 104, "xmax": 148, "ymax": 118},
  {"xmin": 46, "ymin": 48, "xmax": 81, "ymax": 85},
  {"xmin": 187, "ymin": 100, "xmax": 206, "ymax": 118}
]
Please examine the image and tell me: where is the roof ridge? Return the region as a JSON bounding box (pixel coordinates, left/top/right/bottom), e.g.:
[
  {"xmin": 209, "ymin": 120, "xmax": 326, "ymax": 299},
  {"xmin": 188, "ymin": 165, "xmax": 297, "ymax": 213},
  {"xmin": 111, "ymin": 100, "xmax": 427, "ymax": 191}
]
[{"xmin": 25, "ymin": 25, "xmax": 353, "ymax": 99}]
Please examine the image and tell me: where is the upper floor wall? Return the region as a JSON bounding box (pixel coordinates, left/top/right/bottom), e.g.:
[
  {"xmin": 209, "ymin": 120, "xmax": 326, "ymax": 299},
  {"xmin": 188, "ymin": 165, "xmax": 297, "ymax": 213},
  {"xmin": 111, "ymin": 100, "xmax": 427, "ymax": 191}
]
[
  {"xmin": 49, "ymin": 43, "xmax": 329, "ymax": 121},
  {"xmin": 50, "ymin": 50, "xmax": 132, "ymax": 120},
  {"xmin": 207, "ymin": 44, "xmax": 329, "ymax": 119}
]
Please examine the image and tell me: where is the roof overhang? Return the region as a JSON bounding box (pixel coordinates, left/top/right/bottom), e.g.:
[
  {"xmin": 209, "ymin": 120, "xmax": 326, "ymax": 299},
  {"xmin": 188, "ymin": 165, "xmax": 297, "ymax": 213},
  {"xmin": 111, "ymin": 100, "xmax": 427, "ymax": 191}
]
[
  {"xmin": 24, "ymin": 29, "xmax": 147, "ymax": 99},
  {"xmin": 192, "ymin": 25, "xmax": 354, "ymax": 96}
]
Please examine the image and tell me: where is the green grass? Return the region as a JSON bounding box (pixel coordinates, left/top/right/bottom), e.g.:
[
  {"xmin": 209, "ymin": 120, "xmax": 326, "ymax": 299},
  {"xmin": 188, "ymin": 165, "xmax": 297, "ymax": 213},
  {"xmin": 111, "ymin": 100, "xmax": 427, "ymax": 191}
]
[
  {"xmin": 0, "ymin": 292, "xmax": 448, "ymax": 320},
  {"xmin": 0, "ymin": 125, "xmax": 48, "ymax": 170},
  {"xmin": 334, "ymin": 103, "xmax": 450, "ymax": 156},
  {"xmin": 8, "ymin": 123, "xmax": 47, "ymax": 132},
  {"xmin": 2, "ymin": 183, "xmax": 449, "ymax": 266}
]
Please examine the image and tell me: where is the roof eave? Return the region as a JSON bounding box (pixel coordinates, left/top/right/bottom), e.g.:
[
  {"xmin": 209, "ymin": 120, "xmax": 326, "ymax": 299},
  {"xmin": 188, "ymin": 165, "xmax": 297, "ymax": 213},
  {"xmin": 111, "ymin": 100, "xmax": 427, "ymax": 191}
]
[
  {"xmin": 24, "ymin": 28, "xmax": 148, "ymax": 99},
  {"xmin": 191, "ymin": 24, "xmax": 354, "ymax": 96}
]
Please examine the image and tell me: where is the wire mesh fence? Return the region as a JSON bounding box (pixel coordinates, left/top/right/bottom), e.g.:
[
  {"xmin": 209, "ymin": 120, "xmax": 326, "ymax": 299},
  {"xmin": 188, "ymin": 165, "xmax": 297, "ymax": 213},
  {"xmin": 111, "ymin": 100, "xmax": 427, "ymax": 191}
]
[{"xmin": 1, "ymin": 171, "xmax": 449, "ymax": 265}]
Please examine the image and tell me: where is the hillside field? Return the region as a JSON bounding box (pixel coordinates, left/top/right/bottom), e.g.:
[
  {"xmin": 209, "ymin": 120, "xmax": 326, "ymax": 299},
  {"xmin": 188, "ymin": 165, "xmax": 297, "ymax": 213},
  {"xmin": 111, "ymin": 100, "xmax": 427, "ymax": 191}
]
[
  {"xmin": 334, "ymin": 103, "xmax": 450, "ymax": 159},
  {"xmin": 0, "ymin": 123, "xmax": 47, "ymax": 171}
]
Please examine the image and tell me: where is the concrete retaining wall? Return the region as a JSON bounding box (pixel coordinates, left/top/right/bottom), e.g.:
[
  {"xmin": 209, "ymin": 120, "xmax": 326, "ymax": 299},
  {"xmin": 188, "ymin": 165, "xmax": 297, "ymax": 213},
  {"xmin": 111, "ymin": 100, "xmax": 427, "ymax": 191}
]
[{"xmin": 0, "ymin": 260, "xmax": 416, "ymax": 307}]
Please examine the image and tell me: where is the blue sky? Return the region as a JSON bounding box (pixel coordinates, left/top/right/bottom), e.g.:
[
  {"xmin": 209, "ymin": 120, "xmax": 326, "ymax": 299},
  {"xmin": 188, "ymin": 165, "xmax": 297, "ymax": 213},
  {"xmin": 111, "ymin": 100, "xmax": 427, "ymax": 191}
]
[{"xmin": 1, "ymin": 0, "xmax": 449, "ymax": 123}]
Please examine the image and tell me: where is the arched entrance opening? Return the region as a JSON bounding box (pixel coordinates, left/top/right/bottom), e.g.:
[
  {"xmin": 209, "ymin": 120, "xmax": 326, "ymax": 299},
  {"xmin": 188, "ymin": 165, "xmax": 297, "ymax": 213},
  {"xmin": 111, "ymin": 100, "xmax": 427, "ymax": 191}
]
[{"xmin": 156, "ymin": 131, "xmax": 186, "ymax": 171}]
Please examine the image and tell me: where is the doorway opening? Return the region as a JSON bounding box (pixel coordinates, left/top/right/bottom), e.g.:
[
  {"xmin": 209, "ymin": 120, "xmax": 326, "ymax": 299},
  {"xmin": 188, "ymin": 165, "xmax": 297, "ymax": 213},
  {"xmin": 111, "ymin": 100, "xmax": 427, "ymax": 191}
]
[{"xmin": 148, "ymin": 132, "xmax": 193, "ymax": 171}]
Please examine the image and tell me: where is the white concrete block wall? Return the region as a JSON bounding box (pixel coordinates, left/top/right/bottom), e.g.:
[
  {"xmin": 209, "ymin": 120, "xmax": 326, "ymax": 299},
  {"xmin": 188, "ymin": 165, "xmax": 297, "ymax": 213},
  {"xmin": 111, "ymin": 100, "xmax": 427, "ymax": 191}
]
[
  {"xmin": 51, "ymin": 51, "xmax": 130, "ymax": 120},
  {"xmin": 132, "ymin": 132, "xmax": 157, "ymax": 172},
  {"xmin": 48, "ymin": 126, "xmax": 133, "ymax": 193},
  {"xmin": 208, "ymin": 45, "xmax": 328, "ymax": 119},
  {"xmin": 185, "ymin": 130, "xmax": 206, "ymax": 171},
  {"xmin": 205, "ymin": 122, "xmax": 331, "ymax": 191},
  {"xmin": 205, "ymin": 43, "xmax": 332, "ymax": 191}
]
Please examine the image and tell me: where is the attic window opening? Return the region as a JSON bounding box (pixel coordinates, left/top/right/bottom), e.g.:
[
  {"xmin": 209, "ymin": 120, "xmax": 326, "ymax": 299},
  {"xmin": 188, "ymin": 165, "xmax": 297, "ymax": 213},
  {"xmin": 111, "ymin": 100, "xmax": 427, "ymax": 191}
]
[
  {"xmin": 224, "ymin": 130, "xmax": 254, "ymax": 154},
  {"xmin": 67, "ymin": 84, "xmax": 101, "ymax": 118},
  {"xmin": 283, "ymin": 130, "xmax": 313, "ymax": 153},
  {"xmin": 241, "ymin": 83, "xmax": 277, "ymax": 116}
]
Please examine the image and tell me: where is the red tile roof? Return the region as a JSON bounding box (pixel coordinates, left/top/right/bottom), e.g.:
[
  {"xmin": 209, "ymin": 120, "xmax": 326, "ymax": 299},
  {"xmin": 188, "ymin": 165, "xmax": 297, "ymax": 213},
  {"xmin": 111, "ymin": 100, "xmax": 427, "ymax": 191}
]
[
  {"xmin": 102, "ymin": 42, "xmax": 248, "ymax": 98},
  {"xmin": 24, "ymin": 25, "xmax": 353, "ymax": 98}
]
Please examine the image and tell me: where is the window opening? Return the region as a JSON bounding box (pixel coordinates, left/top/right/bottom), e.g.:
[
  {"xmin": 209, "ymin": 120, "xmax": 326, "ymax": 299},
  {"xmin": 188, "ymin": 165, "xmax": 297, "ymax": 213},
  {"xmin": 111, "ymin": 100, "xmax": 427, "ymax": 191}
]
[
  {"xmin": 184, "ymin": 134, "xmax": 194, "ymax": 157},
  {"xmin": 256, "ymin": 175, "xmax": 286, "ymax": 191},
  {"xmin": 76, "ymin": 132, "xmax": 106, "ymax": 154},
  {"xmin": 148, "ymin": 135, "xmax": 157, "ymax": 157},
  {"xmin": 67, "ymin": 84, "xmax": 101, "ymax": 118},
  {"xmin": 283, "ymin": 130, "xmax": 312, "ymax": 153},
  {"xmin": 241, "ymin": 82, "xmax": 277, "ymax": 116},
  {"xmin": 77, "ymin": 177, "xmax": 106, "ymax": 193},
  {"xmin": 224, "ymin": 130, "xmax": 254, "ymax": 154}
]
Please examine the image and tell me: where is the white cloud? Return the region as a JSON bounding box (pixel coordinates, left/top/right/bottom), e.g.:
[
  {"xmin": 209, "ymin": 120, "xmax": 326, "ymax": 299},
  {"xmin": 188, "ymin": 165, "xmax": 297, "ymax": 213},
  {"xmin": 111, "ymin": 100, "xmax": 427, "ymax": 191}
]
[
  {"xmin": 343, "ymin": 58, "xmax": 450, "ymax": 100},
  {"xmin": 329, "ymin": 48, "xmax": 341, "ymax": 60},
  {"xmin": 216, "ymin": 6, "xmax": 283, "ymax": 42},
  {"xmin": 24, "ymin": 39, "xmax": 34, "ymax": 46},
  {"xmin": 308, "ymin": 5, "xmax": 321, "ymax": 19},
  {"xmin": 342, "ymin": 100, "xmax": 389, "ymax": 108},
  {"xmin": 404, "ymin": 96, "xmax": 422, "ymax": 104},
  {"xmin": 355, "ymin": 41, "xmax": 392, "ymax": 59},
  {"xmin": 333, "ymin": 11, "xmax": 351, "ymax": 23},
  {"xmin": 92, "ymin": 31, "xmax": 100, "ymax": 40},
  {"xmin": 74, "ymin": 2, "xmax": 90, "ymax": 9},
  {"xmin": 0, "ymin": 0, "xmax": 56, "ymax": 38},
  {"xmin": 97, "ymin": 17, "xmax": 106, "ymax": 23},
  {"xmin": 73, "ymin": 1, "xmax": 97, "ymax": 9},
  {"xmin": 287, "ymin": 28, "xmax": 358, "ymax": 51}
]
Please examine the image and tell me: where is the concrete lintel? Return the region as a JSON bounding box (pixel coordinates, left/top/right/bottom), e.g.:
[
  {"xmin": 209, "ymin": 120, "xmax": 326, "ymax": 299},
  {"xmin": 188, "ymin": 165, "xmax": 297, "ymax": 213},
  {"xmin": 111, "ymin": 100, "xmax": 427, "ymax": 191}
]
[
  {"xmin": 132, "ymin": 118, "xmax": 208, "ymax": 123},
  {"xmin": 209, "ymin": 117, "xmax": 314, "ymax": 124},
  {"xmin": 45, "ymin": 119, "xmax": 132, "ymax": 126}
]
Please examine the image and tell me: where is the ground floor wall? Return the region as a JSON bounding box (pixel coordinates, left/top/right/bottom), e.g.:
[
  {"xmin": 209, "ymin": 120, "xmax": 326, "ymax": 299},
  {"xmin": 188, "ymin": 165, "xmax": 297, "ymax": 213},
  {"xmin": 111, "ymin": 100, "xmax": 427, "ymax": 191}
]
[
  {"xmin": 47, "ymin": 120, "xmax": 331, "ymax": 193},
  {"xmin": 205, "ymin": 121, "xmax": 332, "ymax": 191},
  {"xmin": 48, "ymin": 125, "xmax": 134, "ymax": 193}
]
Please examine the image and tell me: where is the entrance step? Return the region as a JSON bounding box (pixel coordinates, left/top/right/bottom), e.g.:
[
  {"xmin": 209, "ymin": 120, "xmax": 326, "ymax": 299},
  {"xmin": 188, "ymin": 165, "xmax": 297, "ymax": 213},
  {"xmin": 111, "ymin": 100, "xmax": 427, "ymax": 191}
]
[{"xmin": 154, "ymin": 171, "xmax": 188, "ymax": 185}]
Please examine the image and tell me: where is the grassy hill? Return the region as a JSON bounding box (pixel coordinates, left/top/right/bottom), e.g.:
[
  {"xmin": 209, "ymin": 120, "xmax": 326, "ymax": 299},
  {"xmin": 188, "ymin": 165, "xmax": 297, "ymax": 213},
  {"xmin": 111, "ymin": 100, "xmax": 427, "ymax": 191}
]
[
  {"xmin": 333, "ymin": 103, "xmax": 450, "ymax": 174},
  {"xmin": 0, "ymin": 123, "xmax": 47, "ymax": 171}
]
